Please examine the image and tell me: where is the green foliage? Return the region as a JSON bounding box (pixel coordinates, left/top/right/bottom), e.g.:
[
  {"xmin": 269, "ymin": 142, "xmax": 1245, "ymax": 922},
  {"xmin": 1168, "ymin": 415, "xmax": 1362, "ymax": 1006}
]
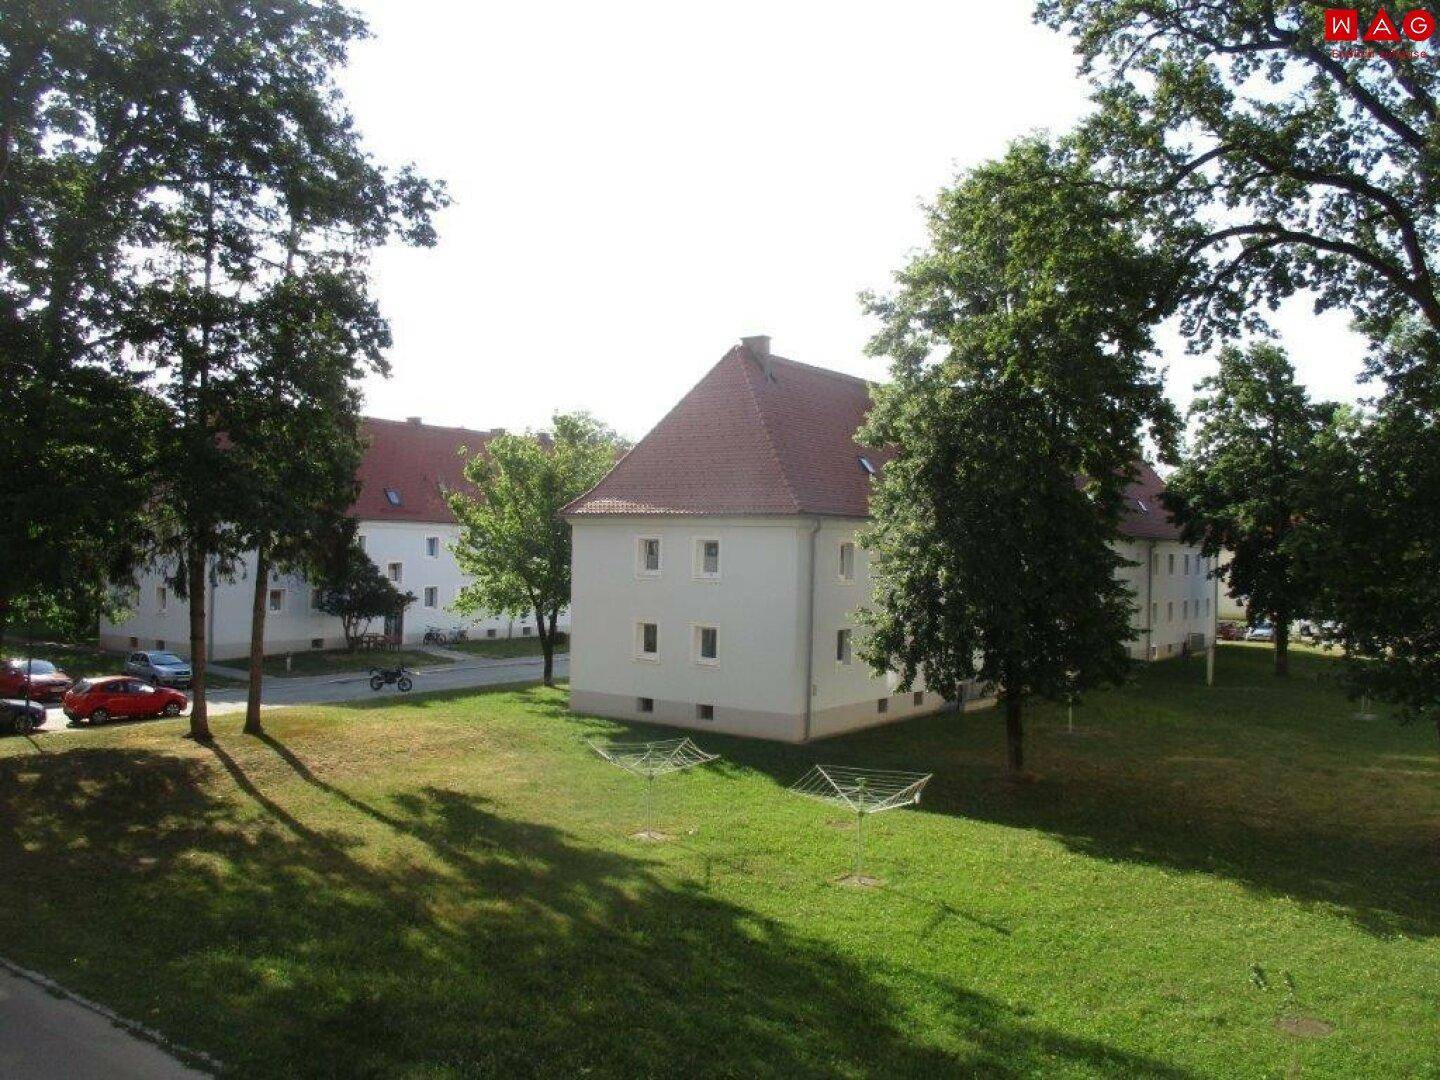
[
  {"xmin": 1036, "ymin": 0, "xmax": 1440, "ymax": 348},
  {"xmin": 311, "ymin": 542, "xmax": 414, "ymax": 650},
  {"xmin": 859, "ymin": 139, "xmax": 1179, "ymax": 769},
  {"xmin": 1163, "ymin": 343, "xmax": 1335, "ymax": 673},
  {"xmin": 449, "ymin": 413, "xmax": 623, "ymax": 684}
]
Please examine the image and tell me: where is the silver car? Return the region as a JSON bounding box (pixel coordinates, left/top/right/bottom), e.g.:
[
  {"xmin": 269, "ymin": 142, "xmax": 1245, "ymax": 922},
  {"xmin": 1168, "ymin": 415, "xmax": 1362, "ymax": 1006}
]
[{"xmin": 124, "ymin": 650, "xmax": 193, "ymax": 688}]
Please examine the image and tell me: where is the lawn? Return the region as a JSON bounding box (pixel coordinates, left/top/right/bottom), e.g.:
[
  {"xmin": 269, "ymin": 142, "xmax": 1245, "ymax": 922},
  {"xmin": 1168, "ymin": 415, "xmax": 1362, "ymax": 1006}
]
[
  {"xmin": 0, "ymin": 646, "xmax": 1435, "ymax": 1077},
  {"xmin": 250, "ymin": 647, "xmax": 453, "ymax": 678},
  {"xmin": 446, "ymin": 632, "xmax": 568, "ymax": 660}
]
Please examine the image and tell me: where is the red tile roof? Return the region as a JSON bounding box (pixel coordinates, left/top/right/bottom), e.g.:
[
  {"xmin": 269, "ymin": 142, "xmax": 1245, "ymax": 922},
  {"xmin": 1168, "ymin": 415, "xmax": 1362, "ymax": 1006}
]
[
  {"xmin": 354, "ymin": 417, "xmax": 495, "ymax": 524},
  {"xmin": 564, "ymin": 341, "xmax": 1181, "ymax": 540}
]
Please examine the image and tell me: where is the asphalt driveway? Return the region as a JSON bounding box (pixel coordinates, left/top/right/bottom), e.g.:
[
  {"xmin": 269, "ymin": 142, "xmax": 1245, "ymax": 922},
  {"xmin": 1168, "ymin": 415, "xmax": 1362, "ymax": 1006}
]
[{"xmin": 31, "ymin": 653, "xmax": 568, "ymax": 733}]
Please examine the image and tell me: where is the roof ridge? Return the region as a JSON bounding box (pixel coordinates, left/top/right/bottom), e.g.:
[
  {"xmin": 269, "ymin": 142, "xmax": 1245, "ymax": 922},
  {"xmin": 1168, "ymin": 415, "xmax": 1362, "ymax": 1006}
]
[
  {"xmin": 762, "ymin": 352, "xmax": 873, "ymax": 387},
  {"xmin": 736, "ymin": 348, "xmax": 805, "ymax": 514},
  {"xmin": 363, "ymin": 416, "xmax": 498, "ymax": 438}
]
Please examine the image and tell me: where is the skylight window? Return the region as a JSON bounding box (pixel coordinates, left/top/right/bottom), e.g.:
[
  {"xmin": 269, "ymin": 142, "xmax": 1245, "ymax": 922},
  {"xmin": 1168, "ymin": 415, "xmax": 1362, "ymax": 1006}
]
[
  {"xmin": 858, "ymin": 456, "xmax": 876, "ymax": 475},
  {"xmin": 1136, "ymin": 498, "xmax": 1149, "ymax": 513},
  {"xmin": 384, "ymin": 488, "xmax": 402, "ymax": 506}
]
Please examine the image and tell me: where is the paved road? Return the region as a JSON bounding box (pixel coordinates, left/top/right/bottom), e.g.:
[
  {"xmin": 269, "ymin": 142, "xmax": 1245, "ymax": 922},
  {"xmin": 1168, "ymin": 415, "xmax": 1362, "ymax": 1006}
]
[
  {"xmin": 0, "ymin": 967, "xmax": 208, "ymax": 1079},
  {"xmin": 34, "ymin": 654, "xmax": 568, "ymax": 732}
]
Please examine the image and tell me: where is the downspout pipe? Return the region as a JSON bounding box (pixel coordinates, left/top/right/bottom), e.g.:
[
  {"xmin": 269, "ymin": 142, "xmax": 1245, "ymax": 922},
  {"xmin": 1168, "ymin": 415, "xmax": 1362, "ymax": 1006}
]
[{"xmin": 800, "ymin": 518, "xmax": 822, "ymax": 742}]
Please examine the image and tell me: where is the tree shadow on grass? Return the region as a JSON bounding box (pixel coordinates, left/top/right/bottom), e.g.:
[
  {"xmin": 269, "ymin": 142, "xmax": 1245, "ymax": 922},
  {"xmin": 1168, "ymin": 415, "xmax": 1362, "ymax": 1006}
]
[{"xmin": 0, "ymin": 745, "xmax": 1194, "ymax": 1079}]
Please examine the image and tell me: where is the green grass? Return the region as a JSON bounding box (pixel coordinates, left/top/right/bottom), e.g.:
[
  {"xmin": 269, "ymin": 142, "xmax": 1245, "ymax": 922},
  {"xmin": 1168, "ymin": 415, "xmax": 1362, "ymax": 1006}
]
[
  {"xmin": 248, "ymin": 647, "xmax": 453, "ymax": 678},
  {"xmin": 446, "ymin": 632, "xmax": 568, "ymax": 659},
  {"xmin": 0, "ymin": 646, "xmax": 1436, "ymax": 1077}
]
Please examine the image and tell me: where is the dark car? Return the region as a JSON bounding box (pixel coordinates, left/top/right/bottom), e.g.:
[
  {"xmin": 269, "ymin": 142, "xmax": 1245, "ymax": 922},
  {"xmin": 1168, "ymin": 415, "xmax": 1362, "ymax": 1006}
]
[
  {"xmin": 62, "ymin": 677, "xmax": 187, "ymax": 725},
  {"xmin": 0, "ymin": 658, "xmax": 73, "ymax": 703},
  {"xmin": 123, "ymin": 649, "xmax": 193, "ymax": 688},
  {"xmin": 0, "ymin": 698, "xmax": 45, "ymax": 735}
]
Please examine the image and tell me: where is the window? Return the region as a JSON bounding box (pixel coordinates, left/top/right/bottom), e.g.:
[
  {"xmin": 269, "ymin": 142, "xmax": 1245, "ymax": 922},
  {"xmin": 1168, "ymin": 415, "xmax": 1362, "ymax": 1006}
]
[
  {"xmin": 128, "ymin": 636, "xmax": 139, "ymax": 649},
  {"xmin": 913, "ymin": 691, "xmax": 925, "ymax": 707},
  {"xmin": 1152, "ymin": 552, "xmax": 1161, "ymax": 572},
  {"xmin": 636, "ymin": 621, "xmax": 659, "ymax": 660},
  {"xmin": 859, "ymin": 456, "xmax": 876, "ymax": 475},
  {"xmin": 522, "ymin": 626, "xmax": 532, "ymax": 636},
  {"xmin": 1168, "ymin": 553, "xmax": 1175, "ymax": 575},
  {"xmin": 384, "ymin": 487, "xmax": 402, "ymax": 506},
  {"xmin": 877, "ymin": 697, "xmax": 889, "ymax": 714},
  {"xmin": 637, "ymin": 697, "xmax": 654, "ymax": 714},
  {"xmin": 268, "ymin": 588, "xmax": 284, "ymax": 613},
  {"xmin": 358, "ymin": 534, "xmax": 367, "ymax": 552},
  {"xmin": 1151, "ymin": 601, "xmax": 1158, "ymax": 625},
  {"xmin": 310, "ymin": 638, "xmax": 324, "ymax": 649},
  {"xmin": 425, "ymin": 536, "xmax": 440, "ymax": 558},
  {"xmin": 696, "ymin": 703, "xmax": 714, "ymax": 721},
  {"xmin": 387, "ymin": 562, "xmax": 402, "ymax": 583},
  {"xmin": 839, "ymin": 542, "xmax": 855, "ymax": 582},
  {"xmin": 155, "ymin": 640, "xmax": 166, "ymax": 650},
  {"xmin": 1184, "ymin": 554, "xmax": 1191, "ymax": 575},
  {"xmin": 694, "ymin": 625, "xmax": 718, "ymax": 665},
  {"xmin": 486, "ymin": 628, "xmax": 497, "ymax": 638},
  {"xmin": 311, "ymin": 588, "xmax": 324, "ymax": 611},
  {"xmin": 836, "ymin": 628, "xmax": 853, "ymax": 665},
  {"xmin": 694, "ymin": 538, "xmax": 720, "ymax": 579},
  {"xmin": 637, "ymin": 537, "xmax": 661, "ymax": 576},
  {"xmin": 155, "ymin": 586, "xmax": 168, "ymax": 613},
  {"xmin": 1167, "ymin": 601, "xmax": 1174, "ymax": 622},
  {"xmin": 1182, "ymin": 599, "xmax": 1189, "ymax": 619},
  {"xmin": 423, "ymin": 587, "xmax": 438, "ymax": 608}
]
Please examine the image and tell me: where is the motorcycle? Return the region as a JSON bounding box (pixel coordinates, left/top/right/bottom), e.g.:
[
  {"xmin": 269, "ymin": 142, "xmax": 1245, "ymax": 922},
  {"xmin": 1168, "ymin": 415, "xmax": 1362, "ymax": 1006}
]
[{"xmin": 369, "ymin": 665, "xmax": 414, "ymax": 693}]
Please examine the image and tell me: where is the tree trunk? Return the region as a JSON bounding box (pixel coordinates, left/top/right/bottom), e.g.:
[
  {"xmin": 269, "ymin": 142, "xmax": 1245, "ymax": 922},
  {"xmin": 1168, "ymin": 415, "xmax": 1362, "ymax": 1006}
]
[
  {"xmin": 1274, "ymin": 618, "xmax": 1290, "ymax": 677},
  {"xmin": 537, "ymin": 608, "xmax": 554, "ymax": 687},
  {"xmin": 186, "ymin": 539, "xmax": 212, "ymax": 741},
  {"xmin": 244, "ymin": 545, "xmax": 268, "ymax": 735},
  {"xmin": 1004, "ymin": 692, "xmax": 1024, "ymax": 775}
]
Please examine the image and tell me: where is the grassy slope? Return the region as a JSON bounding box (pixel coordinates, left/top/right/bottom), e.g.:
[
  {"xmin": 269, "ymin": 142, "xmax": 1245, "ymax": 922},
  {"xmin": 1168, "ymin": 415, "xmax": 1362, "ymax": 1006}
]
[
  {"xmin": 446, "ymin": 633, "xmax": 569, "ymax": 660},
  {"xmin": 0, "ymin": 646, "xmax": 1435, "ymax": 1078},
  {"xmin": 251, "ymin": 648, "xmax": 452, "ymax": 678}
]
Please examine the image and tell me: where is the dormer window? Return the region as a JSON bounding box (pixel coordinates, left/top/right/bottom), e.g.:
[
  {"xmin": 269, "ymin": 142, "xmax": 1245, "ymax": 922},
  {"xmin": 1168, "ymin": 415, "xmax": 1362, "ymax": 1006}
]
[
  {"xmin": 858, "ymin": 456, "xmax": 876, "ymax": 475},
  {"xmin": 384, "ymin": 488, "xmax": 402, "ymax": 506}
]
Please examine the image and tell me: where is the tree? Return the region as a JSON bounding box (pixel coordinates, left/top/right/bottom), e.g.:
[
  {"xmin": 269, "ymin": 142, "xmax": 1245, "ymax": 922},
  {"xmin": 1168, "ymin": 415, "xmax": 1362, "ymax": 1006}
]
[
  {"xmin": 1305, "ymin": 322, "xmax": 1440, "ymax": 738},
  {"xmin": 312, "ymin": 542, "xmax": 414, "ymax": 651},
  {"xmin": 1035, "ymin": 1, "xmax": 1440, "ymax": 351},
  {"xmin": 859, "ymin": 140, "xmax": 1179, "ymax": 775},
  {"xmin": 449, "ymin": 413, "xmax": 624, "ymax": 687},
  {"xmin": 1164, "ymin": 344, "xmax": 1334, "ymax": 676}
]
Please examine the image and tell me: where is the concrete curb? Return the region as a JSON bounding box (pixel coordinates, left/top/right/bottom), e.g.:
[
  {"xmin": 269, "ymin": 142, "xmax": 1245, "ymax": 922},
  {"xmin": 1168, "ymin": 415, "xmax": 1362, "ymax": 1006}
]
[{"xmin": 0, "ymin": 955, "xmax": 222, "ymax": 1075}]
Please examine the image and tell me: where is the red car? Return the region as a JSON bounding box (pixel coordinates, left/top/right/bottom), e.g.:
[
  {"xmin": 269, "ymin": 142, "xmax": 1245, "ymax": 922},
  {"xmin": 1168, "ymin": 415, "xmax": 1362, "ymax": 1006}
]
[
  {"xmin": 0, "ymin": 658, "xmax": 73, "ymax": 703},
  {"xmin": 62, "ymin": 677, "xmax": 187, "ymax": 725}
]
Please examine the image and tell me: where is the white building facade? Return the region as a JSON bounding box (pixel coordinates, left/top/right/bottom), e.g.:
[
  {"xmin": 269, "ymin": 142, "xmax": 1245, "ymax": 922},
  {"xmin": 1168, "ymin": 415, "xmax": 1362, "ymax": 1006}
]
[
  {"xmin": 100, "ymin": 418, "xmax": 556, "ymax": 660},
  {"xmin": 566, "ymin": 338, "xmax": 1213, "ymax": 743}
]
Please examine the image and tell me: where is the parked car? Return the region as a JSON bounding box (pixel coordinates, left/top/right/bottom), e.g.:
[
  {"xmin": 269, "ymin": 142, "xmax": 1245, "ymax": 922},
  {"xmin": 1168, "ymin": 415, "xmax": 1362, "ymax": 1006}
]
[
  {"xmin": 1217, "ymin": 622, "xmax": 1245, "ymax": 641},
  {"xmin": 62, "ymin": 677, "xmax": 187, "ymax": 725},
  {"xmin": 0, "ymin": 698, "xmax": 45, "ymax": 735},
  {"xmin": 1244, "ymin": 623, "xmax": 1276, "ymax": 642},
  {"xmin": 124, "ymin": 649, "xmax": 193, "ymax": 687},
  {"xmin": 0, "ymin": 658, "xmax": 73, "ymax": 702}
]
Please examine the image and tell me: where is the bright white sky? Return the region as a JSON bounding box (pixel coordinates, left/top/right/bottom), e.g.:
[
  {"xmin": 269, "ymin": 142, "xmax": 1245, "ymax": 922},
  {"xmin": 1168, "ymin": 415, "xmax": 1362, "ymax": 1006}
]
[{"xmin": 342, "ymin": 0, "xmax": 1372, "ymax": 443}]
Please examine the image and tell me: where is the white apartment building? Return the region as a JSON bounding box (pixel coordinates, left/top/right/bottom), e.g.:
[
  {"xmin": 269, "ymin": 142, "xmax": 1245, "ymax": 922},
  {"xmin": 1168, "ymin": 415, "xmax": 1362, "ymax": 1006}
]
[
  {"xmin": 101, "ymin": 417, "xmax": 558, "ymax": 660},
  {"xmin": 564, "ymin": 337, "xmax": 1213, "ymax": 743}
]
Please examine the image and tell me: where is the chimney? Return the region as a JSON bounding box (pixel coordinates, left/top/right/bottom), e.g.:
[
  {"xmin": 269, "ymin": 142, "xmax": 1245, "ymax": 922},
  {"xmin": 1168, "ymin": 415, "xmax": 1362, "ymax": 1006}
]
[
  {"xmin": 406, "ymin": 416, "xmax": 423, "ymax": 425},
  {"xmin": 741, "ymin": 334, "xmax": 771, "ymax": 358}
]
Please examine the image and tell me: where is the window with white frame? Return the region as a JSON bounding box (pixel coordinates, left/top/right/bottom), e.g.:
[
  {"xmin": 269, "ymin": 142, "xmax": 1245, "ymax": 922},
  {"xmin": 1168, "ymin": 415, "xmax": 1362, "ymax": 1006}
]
[
  {"xmin": 425, "ymin": 536, "xmax": 440, "ymax": 558},
  {"xmin": 268, "ymin": 588, "xmax": 284, "ymax": 613},
  {"xmin": 155, "ymin": 586, "xmax": 167, "ymax": 613},
  {"xmin": 1184, "ymin": 554, "xmax": 1191, "ymax": 575},
  {"xmin": 839, "ymin": 541, "xmax": 855, "ymax": 581},
  {"xmin": 836, "ymin": 628, "xmax": 853, "ymax": 665},
  {"xmin": 635, "ymin": 621, "xmax": 659, "ymax": 660},
  {"xmin": 1182, "ymin": 599, "xmax": 1189, "ymax": 619},
  {"xmin": 694, "ymin": 538, "xmax": 720, "ymax": 579},
  {"xmin": 423, "ymin": 586, "xmax": 438, "ymax": 608},
  {"xmin": 1167, "ymin": 600, "xmax": 1174, "ymax": 622},
  {"xmin": 1168, "ymin": 553, "xmax": 1175, "ymax": 575},
  {"xmin": 637, "ymin": 537, "xmax": 661, "ymax": 576},
  {"xmin": 694, "ymin": 625, "xmax": 718, "ymax": 665},
  {"xmin": 1151, "ymin": 601, "xmax": 1158, "ymax": 625},
  {"xmin": 387, "ymin": 561, "xmax": 402, "ymax": 583}
]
